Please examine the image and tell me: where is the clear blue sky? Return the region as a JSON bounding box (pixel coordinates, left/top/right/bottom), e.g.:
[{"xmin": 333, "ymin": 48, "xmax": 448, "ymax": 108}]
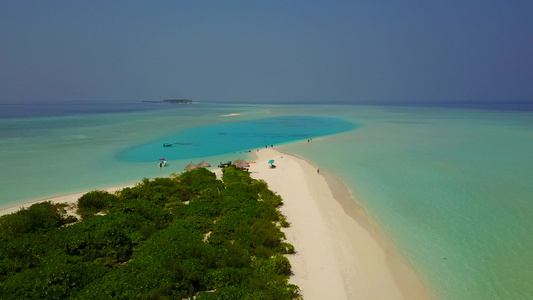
[{"xmin": 1, "ymin": 1, "xmax": 532, "ymax": 103}]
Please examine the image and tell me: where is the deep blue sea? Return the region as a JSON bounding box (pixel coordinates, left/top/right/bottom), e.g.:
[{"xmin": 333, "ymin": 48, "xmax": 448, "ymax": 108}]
[
  {"xmin": 0, "ymin": 102, "xmax": 168, "ymax": 118},
  {"xmin": 1, "ymin": 101, "xmax": 532, "ymax": 300}
]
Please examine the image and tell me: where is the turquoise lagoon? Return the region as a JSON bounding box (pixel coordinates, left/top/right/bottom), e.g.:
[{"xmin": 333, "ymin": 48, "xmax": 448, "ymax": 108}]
[
  {"xmin": 119, "ymin": 116, "xmax": 354, "ymax": 162},
  {"xmin": 1, "ymin": 103, "xmax": 532, "ymax": 299}
]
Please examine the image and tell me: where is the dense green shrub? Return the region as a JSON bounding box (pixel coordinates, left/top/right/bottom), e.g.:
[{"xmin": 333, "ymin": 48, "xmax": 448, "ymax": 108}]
[
  {"xmin": 77, "ymin": 190, "xmax": 119, "ymax": 220},
  {"xmin": 1, "ymin": 259, "xmax": 108, "ymax": 300},
  {"xmin": 0, "ymin": 202, "xmax": 68, "ymax": 237},
  {"xmin": 221, "ymin": 165, "xmax": 252, "ymax": 185},
  {"xmin": 179, "ymin": 167, "xmax": 223, "ymax": 192},
  {"xmin": 260, "ymin": 188, "xmax": 284, "ymax": 207},
  {"xmin": 109, "ymin": 199, "xmax": 172, "ymax": 230},
  {"xmin": 0, "ymin": 168, "xmax": 298, "ymax": 299}
]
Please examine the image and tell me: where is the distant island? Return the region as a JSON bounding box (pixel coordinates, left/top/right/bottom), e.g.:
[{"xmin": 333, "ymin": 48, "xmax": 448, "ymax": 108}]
[{"xmin": 143, "ymin": 99, "xmax": 193, "ymax": 104}]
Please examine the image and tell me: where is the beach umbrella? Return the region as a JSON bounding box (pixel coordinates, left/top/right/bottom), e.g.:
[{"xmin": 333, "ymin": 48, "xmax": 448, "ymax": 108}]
[
  {"xmin": 233, "ymin": 158, "xmax": 249, "ymax": 169},
  {"xmin": 268, "ymin": 159, "xmax": 275, "ymax": 164},
  {"xmin": 184, "ymin": 162, "xmax": 199, "ymax": 171},
  {"xmin": 198, "ymin": 160, "xmax": 211, "ymax": 168}
]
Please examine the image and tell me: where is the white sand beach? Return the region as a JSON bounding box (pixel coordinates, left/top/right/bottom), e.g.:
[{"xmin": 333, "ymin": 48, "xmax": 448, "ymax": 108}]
[
  {"xmin": 0, "ymin": 184, "xmax": 135, "ymax": 217},
  {"xmin": 248, "ymin": 148, "xmax": 432, "ymax": 300},
  {"xmin": 0, "ymin": 149, "xmax": 431, "ymax": 299}
]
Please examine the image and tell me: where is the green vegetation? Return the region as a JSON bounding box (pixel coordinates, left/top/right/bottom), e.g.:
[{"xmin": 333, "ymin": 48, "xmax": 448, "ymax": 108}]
[{"xmin": 0, "ymin": 166, "xmax": 300, "ymax": 299}]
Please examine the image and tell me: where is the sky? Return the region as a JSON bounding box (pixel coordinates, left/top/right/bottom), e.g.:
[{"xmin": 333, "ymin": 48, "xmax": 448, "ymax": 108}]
[{"xmin": 1, "ymin": 1, "xmax": 532, "ymax": 104}]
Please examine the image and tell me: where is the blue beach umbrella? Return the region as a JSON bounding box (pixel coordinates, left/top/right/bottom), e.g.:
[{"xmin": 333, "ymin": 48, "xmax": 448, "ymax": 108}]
[{"xmin": 268, "ymin": 159, "xmax": 274, "ymax": 164}]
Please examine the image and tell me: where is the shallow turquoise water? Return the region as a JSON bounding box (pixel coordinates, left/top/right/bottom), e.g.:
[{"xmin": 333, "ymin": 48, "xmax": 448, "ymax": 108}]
[
  {"xmin": 1, "ymin": 103, "xmax": 532, "ymax": 299},
  {"xmin": 119, "ymin": 116, "xmax": 354, "ymax": 162},
  {"xmin": 281, "ymin": 105, "xmax": 533, "ymax": 300}
]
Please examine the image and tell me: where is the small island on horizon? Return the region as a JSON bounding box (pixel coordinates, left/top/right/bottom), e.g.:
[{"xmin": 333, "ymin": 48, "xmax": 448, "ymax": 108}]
[{"xmin": 143, "ymin": 99, "xmax": 194, "ymax": 104}]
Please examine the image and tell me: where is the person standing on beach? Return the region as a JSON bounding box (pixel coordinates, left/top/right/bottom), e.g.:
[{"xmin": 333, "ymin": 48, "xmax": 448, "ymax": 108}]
[{"xmin": 317, "ymin": 169, "xmax": 320, "ymax": 174}]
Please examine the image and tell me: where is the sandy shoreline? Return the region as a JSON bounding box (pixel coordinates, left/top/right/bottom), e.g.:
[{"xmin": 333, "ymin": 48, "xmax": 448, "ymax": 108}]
[
  {"xmin": 248, "ymin": 149, "xmax": 432, "ymax": 299},
  {"xmin": 0, "ymin": 184, "xmax": 135, "ymax": 217},
  {"xmin": 0, "ymin": 149, "xmax": 432, "ymax": 299}
]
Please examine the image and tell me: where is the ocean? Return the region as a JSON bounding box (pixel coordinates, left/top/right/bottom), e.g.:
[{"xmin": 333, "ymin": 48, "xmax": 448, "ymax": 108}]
[{"xmin": 1, "ymin": 102, "xmax": 532, "ymax": 299}]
